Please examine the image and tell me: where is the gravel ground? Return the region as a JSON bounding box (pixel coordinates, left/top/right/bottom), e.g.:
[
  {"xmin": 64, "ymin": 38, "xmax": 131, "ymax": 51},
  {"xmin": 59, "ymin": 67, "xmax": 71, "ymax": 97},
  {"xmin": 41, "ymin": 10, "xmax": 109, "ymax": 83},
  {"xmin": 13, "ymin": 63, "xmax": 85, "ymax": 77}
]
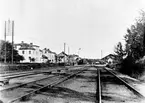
[
  {"xmin": 17, "ymin": 67, "xmax": 97, "ymax": 103},
  {"xmin": 1, "ymin": 66, "xmax": 145, "ymax": 103},
  {"xmin": 101, "ymin": 68, "xmax": 145, "ymax": 103},
  {"xmin": 0, "ymin": 74, "xmax": 53, "ymax": 91},
  {"xmin": 0, "ymin": 66, "xmax": 85, "ymax": 103},
  {"xmin": 0, "ymin": 75, "xmax": 65, "ymax": 103}
]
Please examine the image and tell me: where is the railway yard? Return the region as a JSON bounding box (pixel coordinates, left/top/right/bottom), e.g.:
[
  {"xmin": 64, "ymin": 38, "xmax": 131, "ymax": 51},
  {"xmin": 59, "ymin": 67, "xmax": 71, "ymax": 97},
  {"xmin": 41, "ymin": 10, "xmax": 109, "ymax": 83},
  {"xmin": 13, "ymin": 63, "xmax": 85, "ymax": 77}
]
[{"xmin": 0, "ymin": 65, "xmax": 145, "ymax": 103}]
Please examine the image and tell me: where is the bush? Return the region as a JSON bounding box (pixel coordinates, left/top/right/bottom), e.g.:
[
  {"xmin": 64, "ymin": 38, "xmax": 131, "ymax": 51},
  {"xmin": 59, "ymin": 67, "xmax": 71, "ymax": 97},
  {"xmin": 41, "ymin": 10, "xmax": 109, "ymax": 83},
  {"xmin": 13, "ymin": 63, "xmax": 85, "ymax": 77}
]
[{"xmin": 118, "ymin": 56, "xmax": 145, "ymax": 78}]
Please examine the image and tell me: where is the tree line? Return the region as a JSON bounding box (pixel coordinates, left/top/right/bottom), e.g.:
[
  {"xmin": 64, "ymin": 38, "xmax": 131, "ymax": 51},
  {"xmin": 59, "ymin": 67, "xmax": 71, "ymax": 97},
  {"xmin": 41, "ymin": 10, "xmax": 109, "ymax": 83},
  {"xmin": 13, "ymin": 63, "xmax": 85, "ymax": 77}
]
[
  {"xmin": 114, "ymin": 11, "xmax": 145, "ymax": 78},
  {"xmin": 0, "ymin": 40, "xmax": 24, "ymax": 63}
]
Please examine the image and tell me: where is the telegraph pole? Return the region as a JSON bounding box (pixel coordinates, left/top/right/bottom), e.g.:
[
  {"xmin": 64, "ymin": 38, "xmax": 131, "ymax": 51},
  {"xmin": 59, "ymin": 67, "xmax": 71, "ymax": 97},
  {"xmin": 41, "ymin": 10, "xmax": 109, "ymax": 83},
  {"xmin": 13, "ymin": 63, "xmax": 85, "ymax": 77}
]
[
  {"xmin": 4, "ymin": 21, "xmax": 7, "ymax": 63},
  {"xmin": 11, "ymin": 21, "xmax": 14, "ymax": 64},
  {"xmin": 4, "ymin": 19, "xmax": 14, "ymax": 64},
  {"xmin": 101, "ymin": 50, "xmax": 103, "ymax": 59},
  {"xmin": 143, "ymin": 27, "xmax": 145, "ymax": 54},
  {"xmin": 68, "ymin": 46, "xmax": 70, "ymax": 65},
  {"xmin": 68, "ymin": 46, "xmax": 69, "ymax": 55},
  {"xmin": 78, "ymin": 48, "xmax": 81, "ymax": 56},
  {"xmin": 64, "ymin": 43, "xmax": 66, "ymax": 53},
  {"xmin": 64, "ymin": 43, "xmax": 66, "ymax": 65}
]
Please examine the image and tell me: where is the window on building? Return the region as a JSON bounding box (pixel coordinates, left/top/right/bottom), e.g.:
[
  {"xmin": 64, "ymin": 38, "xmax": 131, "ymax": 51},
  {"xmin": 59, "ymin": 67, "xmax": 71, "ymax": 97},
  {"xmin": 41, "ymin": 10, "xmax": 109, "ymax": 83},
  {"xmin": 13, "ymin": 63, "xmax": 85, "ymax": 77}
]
[
  {"xmin": 22, "ymin": 51, "xmax": 25, "ymax": 54},
  {"xmin": 29, "ymin": 51, "xmax": 31, "ymax": 54}
]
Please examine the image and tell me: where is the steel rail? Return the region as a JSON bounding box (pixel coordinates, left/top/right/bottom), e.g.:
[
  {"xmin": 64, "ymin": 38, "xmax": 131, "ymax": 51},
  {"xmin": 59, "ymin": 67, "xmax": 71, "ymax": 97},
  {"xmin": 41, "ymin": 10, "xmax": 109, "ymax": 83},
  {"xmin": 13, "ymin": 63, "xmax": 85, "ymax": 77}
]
[
  {"xmin": 0, "ymin": 65, "xmax": 79, "ymax": 75},
  {"xmin": 97, "ymin": 68, "xmax": 102, "ymax": 103},
  {"xmin": 0, "ymin": 75, "xmax": 55, "ymax": 92},
  {"xmin": 104, "ymin": 67, "xmax": 145, "ymax": 98},
  {"xmin": 0, "ymin": 68, "xmax": 67, "ymax": 81},
  {"xmin": 0, "ymin": 68, "xmax": 71, "ymax": 92},
  {"xmin": 0, "ymin": 71, "xmax": 39, "ymax": 77},
  {"xmin": 0, "ymin": 67, "xmax": 69, "ymax": 77},
  {"xmin": 0, "ymin": 69, "xmax": 43, "ymax": 75},
  {"xmin": 8, "ymin": 68, "xmax": 87, "ymax": 103},
  {"xmin": 1, "ymin": 72, "xmax": 41, "ymax": 80}
]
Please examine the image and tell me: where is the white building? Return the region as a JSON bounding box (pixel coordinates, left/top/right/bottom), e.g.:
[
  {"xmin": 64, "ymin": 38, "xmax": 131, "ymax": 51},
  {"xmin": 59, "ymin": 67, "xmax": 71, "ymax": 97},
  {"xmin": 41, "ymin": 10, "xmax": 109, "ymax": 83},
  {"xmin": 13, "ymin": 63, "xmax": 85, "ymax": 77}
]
[
  {"xmin": 42, "ymin": 48, "xmax": 56, "ymax": 63},
  {"xmin": 14, "ymin": 41, "xmax": 43, "ymax": 63}
]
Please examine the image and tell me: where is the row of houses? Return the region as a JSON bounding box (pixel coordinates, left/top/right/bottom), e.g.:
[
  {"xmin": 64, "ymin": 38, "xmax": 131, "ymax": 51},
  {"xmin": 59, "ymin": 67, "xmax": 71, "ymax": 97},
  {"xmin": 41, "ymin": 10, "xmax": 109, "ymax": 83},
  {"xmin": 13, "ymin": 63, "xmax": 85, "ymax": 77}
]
[{"xmin": 14, "ymin": 41, "xmax": 80, "ymax": 64}]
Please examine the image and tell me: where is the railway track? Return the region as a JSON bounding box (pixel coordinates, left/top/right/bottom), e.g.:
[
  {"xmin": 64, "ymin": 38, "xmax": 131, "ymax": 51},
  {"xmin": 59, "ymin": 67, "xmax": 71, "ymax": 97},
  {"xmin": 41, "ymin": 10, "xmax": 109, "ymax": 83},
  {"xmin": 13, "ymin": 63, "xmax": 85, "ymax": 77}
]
[
  {"xmin": 0, "ymin": 67, "xmax": 70, "ymax": 86},
  {"xmin": 0, "ymin": 65, "xmax": 82, "ymax": 79},
  {"xmin": 0, "ymin": 68, "xmax": 61, "ymax": 78},
  {"xmin": 0, "ymin": 67, "xmax": 87, "ymax": 103},
  {"xmin": 0, "ymin": 65, "xmax": 82, "ymax": 75},
  {"xmin": 0, "ymin": 70, "xmax": 52, "ymax": 86},
  {"xmin": 0, "ymin": 70, "xmax": 40, "ymax": 77},
  {"xmin": 1, "ymin": 65, "xmax": 143, "ymax": 103},
  {"xmin": 0, "ymin": 74, "xmax": 55, "ymax": 91},
  {"xmin": 95, "ymin": 66, "xmax": 145, "ymax": 103},
  {"xmin": 0, "ymin": 67, "xmax": 74, "ymax": 90},
  {"xmin": 0, "ymin": 67, "xmax": 72, "ymax": 91}
]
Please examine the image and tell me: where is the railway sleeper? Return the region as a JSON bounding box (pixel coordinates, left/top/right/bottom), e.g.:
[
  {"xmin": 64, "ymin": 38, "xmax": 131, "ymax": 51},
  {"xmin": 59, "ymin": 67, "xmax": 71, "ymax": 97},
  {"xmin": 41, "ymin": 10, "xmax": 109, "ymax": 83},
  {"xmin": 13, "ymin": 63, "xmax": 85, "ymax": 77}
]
[
  {"xmin": 20, "ymin": 89, "xmax": 48, "ymax": 102},
  {"xmin": 57, "ymin": 69, "xmax": 61, "ymax": 72},
  {"xmin": 25, "ymin": 83, "xmax": 44, "ymax": 89},
  {"xmin": 52, "ymin": 69, "xmax": 62, "ymax": 74},
  {"xmin": 0, "ymin": 78, "xmax": 9, "ymax": 86},
  {"xmin": 43, "ymin": 71, "xmax": 52, "ymax": 75},
  {"xmin": 8, "ymin": 69, "xmax": 86, "ymax": 103},
  {"xmin": 31, "ymin": 83, "xmax": 45, "ymax": 88},
  {"xmin": 20, "ymin": 92, "xmax": 36, "ymax": 102}
]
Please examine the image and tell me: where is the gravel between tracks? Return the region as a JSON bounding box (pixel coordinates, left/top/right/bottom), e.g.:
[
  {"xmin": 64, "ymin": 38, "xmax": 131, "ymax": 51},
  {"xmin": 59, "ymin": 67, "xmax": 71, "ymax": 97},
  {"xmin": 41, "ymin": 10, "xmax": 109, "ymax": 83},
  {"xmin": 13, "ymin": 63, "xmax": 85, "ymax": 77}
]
[{"xmin": 1, "ymin": 66, "xmax": 145, "ymax": 103}]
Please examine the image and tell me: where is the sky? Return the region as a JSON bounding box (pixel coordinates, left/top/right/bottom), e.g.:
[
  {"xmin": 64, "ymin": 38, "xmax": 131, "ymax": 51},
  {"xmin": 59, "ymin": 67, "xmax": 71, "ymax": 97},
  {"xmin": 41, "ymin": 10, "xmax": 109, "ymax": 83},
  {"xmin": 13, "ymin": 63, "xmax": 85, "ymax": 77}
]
[{"xmin": 0, "ymin": 0, "xmax": 145, "ymax": 59}]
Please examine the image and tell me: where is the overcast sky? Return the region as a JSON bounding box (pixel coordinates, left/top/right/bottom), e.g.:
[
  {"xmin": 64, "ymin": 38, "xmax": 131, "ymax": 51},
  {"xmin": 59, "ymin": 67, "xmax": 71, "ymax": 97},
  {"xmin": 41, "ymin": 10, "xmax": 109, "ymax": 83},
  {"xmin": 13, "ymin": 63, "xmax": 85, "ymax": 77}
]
[{"xmin": 0, "ymin": 0, "xmax": 145, "ymax": 59}]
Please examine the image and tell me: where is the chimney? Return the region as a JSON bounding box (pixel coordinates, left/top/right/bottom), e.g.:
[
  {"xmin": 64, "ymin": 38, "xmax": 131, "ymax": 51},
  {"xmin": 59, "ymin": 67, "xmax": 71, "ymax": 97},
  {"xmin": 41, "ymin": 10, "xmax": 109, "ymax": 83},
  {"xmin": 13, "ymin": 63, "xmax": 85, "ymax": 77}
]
[{"xmin": 21, "ymin": 41, "xmax": 24, "ymax": 47}]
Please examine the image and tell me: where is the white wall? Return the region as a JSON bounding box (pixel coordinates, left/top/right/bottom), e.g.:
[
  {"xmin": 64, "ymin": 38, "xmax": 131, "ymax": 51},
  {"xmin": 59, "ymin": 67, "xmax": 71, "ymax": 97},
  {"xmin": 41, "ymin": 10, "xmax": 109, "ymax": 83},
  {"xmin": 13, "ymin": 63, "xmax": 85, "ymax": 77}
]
[{"xmin": 17, "ymin": 47, "xmax": 43, "ymax": 63}]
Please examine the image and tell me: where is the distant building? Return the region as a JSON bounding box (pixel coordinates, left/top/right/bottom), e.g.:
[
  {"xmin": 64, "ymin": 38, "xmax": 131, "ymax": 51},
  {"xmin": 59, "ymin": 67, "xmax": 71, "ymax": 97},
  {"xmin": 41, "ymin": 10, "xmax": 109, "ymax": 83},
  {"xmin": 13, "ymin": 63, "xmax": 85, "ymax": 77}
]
[
  {"xmin": 68, "ymin": 54, "xmax": 80, "ymax": 65},
  {"xmin": 101, "ymin": 54, "xmax": 117, "ymax": 64},
  {"xmin": 57, "ymin": 52, "xmax": 69, "ymax": 63},
  {"xmin": 42, "ymin": 48, "xmax": 56, "ymax": 63},
  {"xmin": 57, "ymin": 52, "xmax": 81, "ymax": 65},
  {"xmin": 14, "ymin": 41, "xmax": 43, "ymax": 63}
]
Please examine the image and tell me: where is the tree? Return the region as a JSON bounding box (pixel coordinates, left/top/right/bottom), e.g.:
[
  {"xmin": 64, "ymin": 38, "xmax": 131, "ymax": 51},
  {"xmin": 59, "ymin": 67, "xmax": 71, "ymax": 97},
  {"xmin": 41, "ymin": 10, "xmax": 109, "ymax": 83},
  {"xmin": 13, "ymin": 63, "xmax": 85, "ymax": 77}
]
[
  {"xmin": 0, "ymin": 40, "xmax": 24, "ymax": 63},
  {"xmin": 124, "ymin": 11, "xmax": 145, "ymax": 60},
  {"xmin": 117, "ymin": 11, "xmax": 145, "ymax": 77},
  {"xmin": 114, "ymin": 42, "xmax": 125, "ymax": 62}
]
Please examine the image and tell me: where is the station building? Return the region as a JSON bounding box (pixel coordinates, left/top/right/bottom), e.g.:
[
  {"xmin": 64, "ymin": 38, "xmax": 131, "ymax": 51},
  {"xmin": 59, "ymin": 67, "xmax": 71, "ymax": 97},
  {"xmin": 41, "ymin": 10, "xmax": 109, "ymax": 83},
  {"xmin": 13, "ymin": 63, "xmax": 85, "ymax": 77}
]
[
  {"xmin": 14, "ymin": 41, "xmax": 57, "ymax": 63},
  {"xmin": 14, "ymin": 41, "xmax": 43, "ymax": 63},
  {"xmin": 14, "ymin": 41, "xmax": 79, "ymax": 64}
]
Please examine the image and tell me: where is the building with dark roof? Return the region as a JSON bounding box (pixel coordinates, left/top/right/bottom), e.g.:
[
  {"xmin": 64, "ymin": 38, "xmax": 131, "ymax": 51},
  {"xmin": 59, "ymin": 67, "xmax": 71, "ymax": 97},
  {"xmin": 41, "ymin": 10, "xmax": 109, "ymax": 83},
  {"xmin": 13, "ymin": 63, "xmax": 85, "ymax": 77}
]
[
  {"xmin": 101, "ymin": 54, "xmax": 118, "ymax": 63},
  {"xmin": 68, "ymin": 54, "xmax": 80, "ymax": 65},
  {"xmin": 57, "ymin": 52, "xmax": 69, "ymax": 63}
]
